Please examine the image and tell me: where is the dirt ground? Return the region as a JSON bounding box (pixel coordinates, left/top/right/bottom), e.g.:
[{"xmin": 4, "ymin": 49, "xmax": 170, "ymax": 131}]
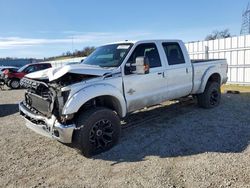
[{"xmin": 0, "ymin": 87, "xmax": 249, "ymax": 188}]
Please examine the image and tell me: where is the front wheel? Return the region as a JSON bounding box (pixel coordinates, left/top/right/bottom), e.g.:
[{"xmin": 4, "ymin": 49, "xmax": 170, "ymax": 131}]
[
  {"xmin": 9, "ymin": 79, "xmax": 20, "ymax": 89},
  {"xmin": 197, "ymin": 82, "xmax": 221, "ymax": 108},
  {"xmin": 73, "ymin": 107, "xmax": 121, "ymax": 157}
]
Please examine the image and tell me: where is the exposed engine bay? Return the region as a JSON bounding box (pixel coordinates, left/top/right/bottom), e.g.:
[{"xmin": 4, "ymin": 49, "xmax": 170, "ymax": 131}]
[{"xmin": 20, "ymin": 73, "xmax": 98, "ymax": 120}]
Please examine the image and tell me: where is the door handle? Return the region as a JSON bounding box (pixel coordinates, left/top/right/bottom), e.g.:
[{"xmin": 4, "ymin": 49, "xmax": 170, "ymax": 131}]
[{"xmin": 157, "ymin": 72, "xmax": 165, "ymax": 77}]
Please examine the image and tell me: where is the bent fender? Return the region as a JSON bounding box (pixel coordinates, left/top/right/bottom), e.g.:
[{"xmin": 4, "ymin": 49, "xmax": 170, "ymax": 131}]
[{"xmin": 62, "ymin": 84, "xmax": 127, "ymax": 117}]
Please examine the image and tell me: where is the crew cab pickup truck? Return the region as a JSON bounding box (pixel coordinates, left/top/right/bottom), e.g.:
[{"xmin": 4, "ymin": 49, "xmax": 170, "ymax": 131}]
[
  {"xmin": 3, "ymin": 63, "xmax": 51, "ymax": 89},
  {"xmin": 19, "ymin": 40, "xmax": 228, "ymax": 157}
]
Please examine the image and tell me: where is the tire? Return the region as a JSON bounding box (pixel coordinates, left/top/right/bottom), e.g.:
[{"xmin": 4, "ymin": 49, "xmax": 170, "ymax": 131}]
[
  {"xmin": 9, "ymin": 79, "xmax": 20, "ymax": 89},
  {"xmin": 6, "ymin": 80, "xmax": 11, "ymax": 87},
  {"xmin": 73, "ymin": 107, "xmax": 121, "ymax": 157},
  {"xmin": 197, "ymin": 82, "xmax": 221, "ymax": 108}
]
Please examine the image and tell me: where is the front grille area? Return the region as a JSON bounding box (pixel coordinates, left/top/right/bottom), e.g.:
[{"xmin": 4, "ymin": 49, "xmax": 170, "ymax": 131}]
[
  {"xmin": 22, "ymin": 101, "xmax": 42, "ymax": 115},
  {"xmin": 25, "ymin": 92, "xmax": 52, "ymax": 116},
  {"xmin": 21, "ymin": 77, "xmax": 49, "ymax": 90},
  {"xmin": 21, "ymin": 78, "xmax": 55, "ymax": 117}
]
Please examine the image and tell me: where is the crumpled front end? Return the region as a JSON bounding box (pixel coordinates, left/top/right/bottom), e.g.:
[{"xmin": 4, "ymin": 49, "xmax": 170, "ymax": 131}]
[
  {"xmin": 18, "ymin": 64, "xmax": 112, "ymax": 143},
  {"xmin": 19, "ymin": 101, "xmax": 75, "ymax": 143},
  {"xmin": 19, "ymin": 77, "xmax": 76, "ymax": 143}
]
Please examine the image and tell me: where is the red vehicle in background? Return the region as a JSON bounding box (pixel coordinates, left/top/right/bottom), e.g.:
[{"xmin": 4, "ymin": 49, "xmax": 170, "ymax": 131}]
[{"xmin": 3, "ymin": 63, "xmax": 51, "ymax": 89}]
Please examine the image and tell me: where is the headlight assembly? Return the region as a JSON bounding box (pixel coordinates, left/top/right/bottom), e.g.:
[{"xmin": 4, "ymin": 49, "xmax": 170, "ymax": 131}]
[{"xmin": 62, "ymin": 90, "xmax": 71, "ymax": 104}]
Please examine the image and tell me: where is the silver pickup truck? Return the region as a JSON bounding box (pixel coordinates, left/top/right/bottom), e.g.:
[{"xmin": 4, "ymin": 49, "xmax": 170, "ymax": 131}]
[{"xmin": 19, "ymin": 40, "xmax": 228, "ymax": 156}]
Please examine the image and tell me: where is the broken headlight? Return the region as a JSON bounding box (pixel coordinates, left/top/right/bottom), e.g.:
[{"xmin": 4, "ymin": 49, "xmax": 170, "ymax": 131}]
[
  {"xmin": 61, "ymin": 90, "xmax": 71, "ymax": 104},
  {"xmin": 60, "ymin": 113, "xmax": 75, "ymax": 124}
]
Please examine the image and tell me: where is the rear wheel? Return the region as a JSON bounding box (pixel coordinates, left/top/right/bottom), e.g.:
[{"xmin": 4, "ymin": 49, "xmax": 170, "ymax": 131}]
[
  {"xmin": 197, "ymin": 82, "xmax": 221, "ymax": 108},
  {"xmin": 9, "ymin": 79, "xmax": 20, "ymax": 89},
  {"xmin": 6, "ymin": 80, "xmax": 11, "ymax": 87},
  {"xmin": 73, "ymin": 107, "xmax": 121, "ymax": 157}
]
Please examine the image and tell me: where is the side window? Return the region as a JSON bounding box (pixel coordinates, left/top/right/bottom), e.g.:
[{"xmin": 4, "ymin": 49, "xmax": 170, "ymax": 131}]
[
  {"xmin": 24, "ymin": 65, "xmax": 36, "ymax": 73},
  {"xmin": 39, "ymin": 64, "xmax": 50, "ymax": 70},
  {"xmin": 127, "ymin": 43, "xmax": 162, "ymax": 69},
  {"xmin": 162, "ymin": 43, "xmax": 185, "ymax": 65}
]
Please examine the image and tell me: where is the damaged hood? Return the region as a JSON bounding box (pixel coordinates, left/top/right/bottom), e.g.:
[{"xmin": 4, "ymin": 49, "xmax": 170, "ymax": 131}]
[{"xmin": 26, "ymin": 64, "xmax": 114, "ymax": 81}]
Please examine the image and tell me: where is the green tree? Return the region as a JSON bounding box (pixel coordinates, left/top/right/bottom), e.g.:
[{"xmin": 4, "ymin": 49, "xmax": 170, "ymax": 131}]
[{"xmin": 81, "ymin": 46, "xmax": 95, "ymax": 56}]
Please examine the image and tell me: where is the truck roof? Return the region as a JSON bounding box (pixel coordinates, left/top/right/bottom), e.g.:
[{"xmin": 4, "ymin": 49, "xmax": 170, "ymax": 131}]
[{"xmin": 105, "ymin": 39, "xmax": 183, "ymax": 45}]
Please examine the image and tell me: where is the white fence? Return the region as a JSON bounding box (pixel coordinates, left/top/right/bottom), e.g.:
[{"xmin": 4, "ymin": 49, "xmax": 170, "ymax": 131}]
[
  {"xmin": 42, "ymin": 57, "xmax": 86, "ymax": 68},
  {"xmin": 185, "ymin": 34, "xmax": 250, "ymax": 85}
]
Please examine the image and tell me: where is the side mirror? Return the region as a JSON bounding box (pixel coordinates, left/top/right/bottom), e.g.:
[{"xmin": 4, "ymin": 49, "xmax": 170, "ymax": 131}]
[{"xmin": 133, "ymin": 57, "xmax": 150, "ymax": 74}]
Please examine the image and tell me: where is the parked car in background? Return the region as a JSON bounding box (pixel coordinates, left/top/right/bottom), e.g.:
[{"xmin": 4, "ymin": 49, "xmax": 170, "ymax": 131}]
[
  {"xmin": 0, "ymin": 66, "xmax": 19, "ymax": 83},
  {"xmin": 3, "ymin": 63, "xmax": 51, "ymax": 89},
  {"xmin": 0, "ymin": 66, "xmax": 19, "ymax": 73}
]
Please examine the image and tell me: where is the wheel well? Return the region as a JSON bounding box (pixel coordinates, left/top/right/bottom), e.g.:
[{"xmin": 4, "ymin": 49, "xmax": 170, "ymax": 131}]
[
  {"xmin": 9, "ymin": 78, "xmax": 20, "ymax": 84},
  {"xmin": 77, "ymin": 95, "xmax": 123, "ymax": 118},
  {"xmin": 207, "ymin": 73, "xmax": 221, "ymax": 84},
  {"xmin": 9, "ymin": 78, "xmax": 20, "ymax": 83}
]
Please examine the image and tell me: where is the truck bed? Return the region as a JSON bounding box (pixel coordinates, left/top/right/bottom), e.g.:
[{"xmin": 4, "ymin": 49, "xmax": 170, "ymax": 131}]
[
  {"xmin": 191, "ymin": 59, "xmax": 228, "ymax": 94},
  {"xmin": 191, "ymin": 59, "xmax": 226, "ymax": 64}
]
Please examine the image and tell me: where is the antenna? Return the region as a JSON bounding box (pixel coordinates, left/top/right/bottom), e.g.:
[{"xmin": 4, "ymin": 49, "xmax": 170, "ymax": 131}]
[
  {"xmin": 71, "ymin": 36, "xmax": 74, "ymax": 53},
  {"xmin": 240, "ymin": 2, "xmax": 250, "ymax": 35}
]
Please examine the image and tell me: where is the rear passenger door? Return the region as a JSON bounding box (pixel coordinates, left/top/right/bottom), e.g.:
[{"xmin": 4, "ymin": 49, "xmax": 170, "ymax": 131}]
[
  {"xmin": 123, "ymin": 43, "xmax": 168, "ymax": 112},
  {"xmin": 162, "ymin": 42, "xmax": 192, "ymax": 99}
]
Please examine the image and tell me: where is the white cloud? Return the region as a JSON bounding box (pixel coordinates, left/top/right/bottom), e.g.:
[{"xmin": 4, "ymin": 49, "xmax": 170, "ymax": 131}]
[{"xmin": 0, "ymin": 31, "xmax": 152, "ymax": 50}]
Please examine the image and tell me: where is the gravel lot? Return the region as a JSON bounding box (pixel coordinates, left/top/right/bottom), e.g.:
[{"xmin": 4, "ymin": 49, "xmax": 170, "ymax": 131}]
[{"xmin": 0, "ymin": 88, "xmax": 249, "ymax": 188}]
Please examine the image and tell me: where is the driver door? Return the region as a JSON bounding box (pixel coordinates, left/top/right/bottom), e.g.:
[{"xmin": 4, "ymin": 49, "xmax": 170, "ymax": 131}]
[{"xmin": 123, "ymin": 43, "xmax": 167, "ymax": 112}]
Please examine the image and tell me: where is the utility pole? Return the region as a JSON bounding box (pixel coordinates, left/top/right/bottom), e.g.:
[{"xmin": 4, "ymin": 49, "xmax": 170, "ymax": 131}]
[
  {"xmin": 71, "ymin": 36, "xmax": 74, "ymax": 53},
  {"xmin": 240, "ymin": 2, "xmax": 250, "ymax": 35}
]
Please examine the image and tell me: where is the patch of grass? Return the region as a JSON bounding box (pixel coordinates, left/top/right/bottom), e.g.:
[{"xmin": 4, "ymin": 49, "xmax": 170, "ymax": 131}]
[{"xmin": 221, "ymin": 84, "xmax": 250, "ymax": 93}]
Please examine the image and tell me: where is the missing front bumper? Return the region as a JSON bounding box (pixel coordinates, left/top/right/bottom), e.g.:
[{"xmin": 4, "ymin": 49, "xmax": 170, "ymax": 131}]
[{"xmin": 19, "ymin": 102, "xmax": 75, "ymax": 143}]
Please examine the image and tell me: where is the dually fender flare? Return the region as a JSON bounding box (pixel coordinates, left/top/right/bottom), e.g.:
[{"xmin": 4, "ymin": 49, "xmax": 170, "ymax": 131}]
[
  {"xmin": 198, "ymin": 65, "xmax": 222, "ymax": 93},
  {"xmin": 62, "ymin": 84, "xmax": 127, "ymax": 117}
]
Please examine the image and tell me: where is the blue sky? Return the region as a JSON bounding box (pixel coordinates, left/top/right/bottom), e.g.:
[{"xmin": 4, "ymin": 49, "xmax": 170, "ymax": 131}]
[{"xmin": 0, "ymin": 0, "xmax": 249, "ymax": 58}]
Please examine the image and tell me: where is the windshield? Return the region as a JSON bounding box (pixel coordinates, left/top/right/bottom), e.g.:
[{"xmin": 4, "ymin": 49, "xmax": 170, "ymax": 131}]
[
  {"xmin": 18, "ymin": 64, "xmax": 29, "ymax": 72},
  {"xmin": 83, "ymin": 43, "xmax": 133, "ymax": 67}
]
